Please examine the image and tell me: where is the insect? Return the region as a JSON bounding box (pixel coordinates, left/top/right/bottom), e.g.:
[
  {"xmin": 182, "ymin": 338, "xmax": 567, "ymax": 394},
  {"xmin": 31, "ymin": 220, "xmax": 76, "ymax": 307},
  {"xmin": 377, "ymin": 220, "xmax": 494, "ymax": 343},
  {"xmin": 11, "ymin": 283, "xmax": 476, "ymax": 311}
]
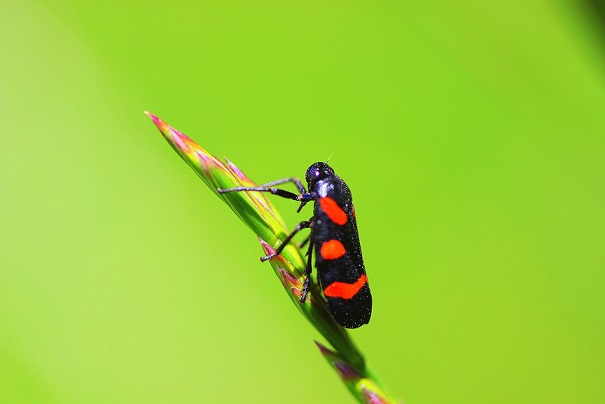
[{"xmin": 218, "ymin": 162, "xmax": 372, "ymax": 328}]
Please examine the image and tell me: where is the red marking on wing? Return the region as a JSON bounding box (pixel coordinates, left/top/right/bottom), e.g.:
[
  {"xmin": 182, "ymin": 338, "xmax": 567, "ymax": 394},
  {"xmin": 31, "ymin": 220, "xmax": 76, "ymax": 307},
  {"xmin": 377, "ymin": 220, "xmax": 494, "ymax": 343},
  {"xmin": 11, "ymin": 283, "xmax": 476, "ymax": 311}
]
[
  {"xmin": 319, "ymin": 197, "xmax": 348, "ymax": 225},
  {"xmin": 323, "ymin": 274, "xmax": 368, "ymax": 300},
  {"xmin": 320, "ymin": 239, "xmax": 346, "ymax": 260}
]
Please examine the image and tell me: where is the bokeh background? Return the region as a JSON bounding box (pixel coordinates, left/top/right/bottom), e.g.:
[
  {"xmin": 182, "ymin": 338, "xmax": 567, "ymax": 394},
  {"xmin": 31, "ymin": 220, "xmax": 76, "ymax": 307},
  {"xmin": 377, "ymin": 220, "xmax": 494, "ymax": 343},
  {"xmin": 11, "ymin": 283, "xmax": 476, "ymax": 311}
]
[{"xmin": 2, "ymin": 1, "xmax": 605, "ymax": 402}]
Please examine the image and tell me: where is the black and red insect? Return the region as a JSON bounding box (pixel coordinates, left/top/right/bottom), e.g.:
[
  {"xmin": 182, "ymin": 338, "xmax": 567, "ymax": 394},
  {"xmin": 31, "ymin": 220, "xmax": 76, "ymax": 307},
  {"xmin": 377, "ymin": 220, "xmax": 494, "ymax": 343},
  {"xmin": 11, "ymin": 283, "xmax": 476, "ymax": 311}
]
[{"xmin": 218, "ymin": 162, "xmax": 372, "ymax": 328}]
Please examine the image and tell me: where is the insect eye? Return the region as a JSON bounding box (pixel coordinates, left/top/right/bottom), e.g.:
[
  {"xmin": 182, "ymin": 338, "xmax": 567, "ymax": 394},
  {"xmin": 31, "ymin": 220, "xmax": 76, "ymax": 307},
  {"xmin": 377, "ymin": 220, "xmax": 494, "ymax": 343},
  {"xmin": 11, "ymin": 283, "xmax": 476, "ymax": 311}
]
[{"xmin": 315, "ymin": 170, "xmax": 320, "ymax": 177}]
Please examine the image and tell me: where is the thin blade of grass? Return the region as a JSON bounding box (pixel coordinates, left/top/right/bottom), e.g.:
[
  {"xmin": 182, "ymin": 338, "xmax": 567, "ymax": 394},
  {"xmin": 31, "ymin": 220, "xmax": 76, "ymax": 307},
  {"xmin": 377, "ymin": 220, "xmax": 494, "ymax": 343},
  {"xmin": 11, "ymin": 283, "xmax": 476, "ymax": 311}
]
[{"xmin": 147, "ymin": 112, "xmax": 398, "ymax": 403}]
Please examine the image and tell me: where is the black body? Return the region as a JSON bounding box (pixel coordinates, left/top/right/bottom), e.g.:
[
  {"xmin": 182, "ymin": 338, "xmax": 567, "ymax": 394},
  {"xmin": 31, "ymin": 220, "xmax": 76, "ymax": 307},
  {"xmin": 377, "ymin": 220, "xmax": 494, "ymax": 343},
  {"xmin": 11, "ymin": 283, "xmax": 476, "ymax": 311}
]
[
  {"xmin": 218, "ymin": 162, "xmax": 372, "ymax": 329},
  {"xmin": 306, "ymin": 163, "xmax": 372, "ymax": 328}
]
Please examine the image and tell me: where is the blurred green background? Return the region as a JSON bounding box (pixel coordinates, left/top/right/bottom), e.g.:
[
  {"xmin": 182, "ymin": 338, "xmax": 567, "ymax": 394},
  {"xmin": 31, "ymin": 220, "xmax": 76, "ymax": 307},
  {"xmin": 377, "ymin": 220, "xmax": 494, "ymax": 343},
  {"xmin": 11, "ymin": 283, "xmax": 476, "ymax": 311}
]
[{"xmin": 2, "ymin": 1, "xmax": 605, "ymax": 402}]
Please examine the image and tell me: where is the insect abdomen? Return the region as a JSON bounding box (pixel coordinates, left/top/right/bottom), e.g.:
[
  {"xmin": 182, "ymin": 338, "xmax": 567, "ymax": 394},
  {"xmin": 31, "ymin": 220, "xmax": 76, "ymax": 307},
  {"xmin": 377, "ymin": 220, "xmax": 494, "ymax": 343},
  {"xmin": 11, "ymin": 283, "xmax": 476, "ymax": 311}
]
[{"xmin": 313, "ymin": 179, "xmax": 372, "ymax": 328}]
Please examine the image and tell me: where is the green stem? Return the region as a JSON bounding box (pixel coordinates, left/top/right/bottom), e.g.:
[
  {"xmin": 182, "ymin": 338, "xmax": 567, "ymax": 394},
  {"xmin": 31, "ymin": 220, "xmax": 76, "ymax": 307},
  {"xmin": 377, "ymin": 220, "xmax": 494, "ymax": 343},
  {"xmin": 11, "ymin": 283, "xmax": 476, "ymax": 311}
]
[{"xmin": 147, "ymin": 112, "xmax": 398, "ymax": 403}]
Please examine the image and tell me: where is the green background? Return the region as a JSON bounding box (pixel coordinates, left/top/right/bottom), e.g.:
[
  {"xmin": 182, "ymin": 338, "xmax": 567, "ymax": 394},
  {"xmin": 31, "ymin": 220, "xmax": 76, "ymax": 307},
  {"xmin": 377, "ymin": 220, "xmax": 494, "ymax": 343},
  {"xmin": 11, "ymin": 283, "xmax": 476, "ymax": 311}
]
[{"xmin": 2, "ymin": 1, "xmax": 604, "ymax": 402}]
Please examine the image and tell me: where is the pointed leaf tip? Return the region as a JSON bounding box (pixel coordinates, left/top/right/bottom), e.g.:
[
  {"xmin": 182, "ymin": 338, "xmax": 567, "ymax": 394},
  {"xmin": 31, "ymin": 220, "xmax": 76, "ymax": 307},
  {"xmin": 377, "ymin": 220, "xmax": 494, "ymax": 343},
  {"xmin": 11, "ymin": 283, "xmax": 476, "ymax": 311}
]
[
  {"xmin": 260, "ymin": 239, "xmax": 276, "ymax": 257},
  {"xmin": 278, "ymin": 267, "xmax": 302, "ymax": 289},
  {"xmin": 146, "ymin": 112, "xmax": 170, "ymax": 135},
  {"xmin": 226, "ymin": 159, "xmax": 253, "ymax": 183},
  {"xmin": 333, "ymin": 361, "xmax": 360, "ymax": 381},
  {"xmin": 145, "ymin": 111, "xmax": 166, "ymax": 128},
  {"xmin": 361, "ymin": 386, "xmax": 389, "ymax": 404},
  {"xmin": 315, "ymin": 340, "xmax": 332, "ymax": 357}
]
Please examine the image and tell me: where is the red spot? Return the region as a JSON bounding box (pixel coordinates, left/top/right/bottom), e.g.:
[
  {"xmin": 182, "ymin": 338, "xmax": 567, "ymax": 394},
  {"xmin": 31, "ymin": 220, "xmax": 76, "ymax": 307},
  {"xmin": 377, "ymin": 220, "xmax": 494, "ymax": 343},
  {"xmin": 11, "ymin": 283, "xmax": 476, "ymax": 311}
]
[
  {"xmin": 319, "ymin": 197, "xmax": 347, "ymax": 225},
  {"xmin": 320, "ymin": 240, "xmax": 346, "ymax": 260},
  {"xmin": 323, "ymin": 275, "xmax": 368, "ymax": 300}
]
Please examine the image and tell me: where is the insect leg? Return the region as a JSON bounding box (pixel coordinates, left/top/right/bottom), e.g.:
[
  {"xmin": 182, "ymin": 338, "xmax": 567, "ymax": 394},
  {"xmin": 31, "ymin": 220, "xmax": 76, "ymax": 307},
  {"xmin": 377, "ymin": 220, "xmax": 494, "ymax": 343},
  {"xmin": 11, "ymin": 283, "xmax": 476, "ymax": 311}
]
[
  {"xmin": 260, "ymin": 219, "xmax": 312, "ymax": 262},
  {"xmin": 298, "ymin": 235, "xmax": 311, "ymax": 250},
  {"xmin": 257, "ymin": 177, "xmax": 306, "ymax": 194},
  {"xmin": 218, "ymin": 185, "xmax": 301, "ymax": 201},
  {"xmin": 300, "ymin": 233, "xmax": 314, "ymax": 303}
]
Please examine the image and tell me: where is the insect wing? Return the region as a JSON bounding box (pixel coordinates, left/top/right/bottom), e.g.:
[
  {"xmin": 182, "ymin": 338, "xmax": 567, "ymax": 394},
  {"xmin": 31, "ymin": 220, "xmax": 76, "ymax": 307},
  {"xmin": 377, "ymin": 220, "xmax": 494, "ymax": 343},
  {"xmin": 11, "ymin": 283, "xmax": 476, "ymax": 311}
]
[{"xmin": 313, "ymin": 178, "xmax": 372, "ymax": 328}]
